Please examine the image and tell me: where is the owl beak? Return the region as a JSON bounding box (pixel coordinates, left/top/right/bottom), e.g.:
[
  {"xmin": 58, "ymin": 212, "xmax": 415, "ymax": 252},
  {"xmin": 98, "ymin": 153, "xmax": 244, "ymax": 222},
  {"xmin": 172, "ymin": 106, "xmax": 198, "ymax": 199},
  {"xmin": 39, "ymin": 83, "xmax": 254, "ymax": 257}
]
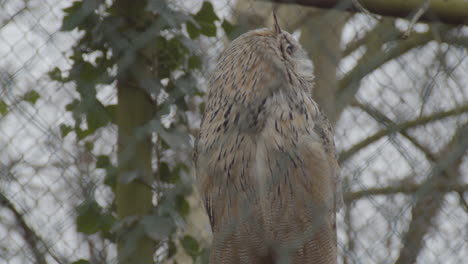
[{"xmin": 273, "ymin": 12, "xmax": 282, "ymax": 35}]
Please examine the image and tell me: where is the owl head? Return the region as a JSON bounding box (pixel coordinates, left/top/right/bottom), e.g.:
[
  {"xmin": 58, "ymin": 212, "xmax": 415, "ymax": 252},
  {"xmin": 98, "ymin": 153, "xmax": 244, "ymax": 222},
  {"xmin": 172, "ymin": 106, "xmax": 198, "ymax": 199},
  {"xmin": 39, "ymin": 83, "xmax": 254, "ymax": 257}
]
[
  {"xmin": 227, "ymin": 14, "xmax": 314, "ymax": 87},
  {"xmin": 270, "ymin": 12, "xmax": 314, "ymax": 83},
  {"xmin": 210, "ymin": 14, "xmax": 315, "ymax": 100}
]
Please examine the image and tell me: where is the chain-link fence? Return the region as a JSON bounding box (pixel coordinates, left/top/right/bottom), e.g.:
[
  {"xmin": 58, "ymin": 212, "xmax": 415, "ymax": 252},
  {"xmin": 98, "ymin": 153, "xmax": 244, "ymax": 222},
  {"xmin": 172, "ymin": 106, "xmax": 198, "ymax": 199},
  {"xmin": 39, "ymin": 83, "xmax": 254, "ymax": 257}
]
[{"xmin": 1, "ymin": 0, "xmax": 467, "ymax": 263}]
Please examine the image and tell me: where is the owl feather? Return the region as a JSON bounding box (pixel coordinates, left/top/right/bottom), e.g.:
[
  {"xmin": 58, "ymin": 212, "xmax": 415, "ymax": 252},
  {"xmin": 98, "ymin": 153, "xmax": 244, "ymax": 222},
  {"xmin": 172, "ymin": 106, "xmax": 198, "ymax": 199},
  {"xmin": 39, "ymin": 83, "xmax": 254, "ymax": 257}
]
[{"xmin": 194, "ymin": 15, "xmax": 341, "ymax": 264}]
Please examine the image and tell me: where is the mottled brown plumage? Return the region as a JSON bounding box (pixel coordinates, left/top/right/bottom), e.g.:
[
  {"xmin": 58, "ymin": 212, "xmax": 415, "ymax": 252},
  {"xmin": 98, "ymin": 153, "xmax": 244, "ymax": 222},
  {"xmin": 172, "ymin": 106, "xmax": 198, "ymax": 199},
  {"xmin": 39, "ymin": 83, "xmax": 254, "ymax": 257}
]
[{"xmin": 193, "ymin": 16, "xmax": 341, "ymax": 264}]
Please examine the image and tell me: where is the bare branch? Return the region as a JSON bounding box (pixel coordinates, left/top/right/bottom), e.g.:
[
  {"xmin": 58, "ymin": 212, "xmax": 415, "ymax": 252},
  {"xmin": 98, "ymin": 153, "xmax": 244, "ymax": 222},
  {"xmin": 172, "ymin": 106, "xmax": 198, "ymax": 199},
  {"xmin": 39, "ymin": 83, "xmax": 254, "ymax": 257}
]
[
  {"xmin": 339, "ymin": 104, "xmax": 468, "ymax": 163},
  {"xmin": 394, "ymin": 122, "xmax": 468, "ymax": 264},
  {"xmin": 336, "ymin": 29, "xmax": 434, "ymax": 115},
  {"xmin": 0, "ymin": 192, "xmax": 47, "ymax": 264},
  {"xmin": 342, "ymin": 18, "xmax": 394, "ymax": 57},
  {"xmin": 351, "ymin": 100, "xmax": 438, "ymax": 161},
  {"xmin": 344, "ymin": 182, "xmax": 468, "ymax": 204},
  {"xmin": 403, "ymin": 0, "xmax": 431, "ymax": 38},
  {"xmin": 266, "ymin": 0, "xmax": 468, "ymax": 25}
]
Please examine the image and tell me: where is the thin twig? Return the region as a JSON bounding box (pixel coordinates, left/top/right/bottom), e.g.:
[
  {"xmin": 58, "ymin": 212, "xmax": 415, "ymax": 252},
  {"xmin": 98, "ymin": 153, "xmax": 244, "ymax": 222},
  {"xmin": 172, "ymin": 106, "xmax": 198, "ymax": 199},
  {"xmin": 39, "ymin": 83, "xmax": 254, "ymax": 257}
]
[
  {"xmin": 345, "ymin": 182, "xmax": 468, "ymax": 204},
  {"xmin": 339, "ymin": 104, "xmax": 468, "ymax": 163},
  {"xmin": 394, "ymin": 123, "xmax": 468, "ymax": 264},
  {"xmin": 351, "ymin": 0, "xmax": 379, "ymax": 21},
  {"xmin": 0, "ymin": 192, "xmax": 47, "ymax": 264},
  {"xmin": 403, "ymin": 0, "xmax": 431, "ymax": 39},
  {"xmin": 458, "ymin": 191, "xmax": 468, "ymax": 213}
]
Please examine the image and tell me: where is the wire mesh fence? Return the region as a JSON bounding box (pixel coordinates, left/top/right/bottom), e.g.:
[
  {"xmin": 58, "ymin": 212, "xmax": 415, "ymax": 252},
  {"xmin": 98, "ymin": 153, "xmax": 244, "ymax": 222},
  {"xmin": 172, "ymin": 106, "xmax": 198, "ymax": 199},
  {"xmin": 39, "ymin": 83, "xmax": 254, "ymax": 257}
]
[{"xmin": 0, "ymin": 0, "xmax": 467, "ymax": 263}]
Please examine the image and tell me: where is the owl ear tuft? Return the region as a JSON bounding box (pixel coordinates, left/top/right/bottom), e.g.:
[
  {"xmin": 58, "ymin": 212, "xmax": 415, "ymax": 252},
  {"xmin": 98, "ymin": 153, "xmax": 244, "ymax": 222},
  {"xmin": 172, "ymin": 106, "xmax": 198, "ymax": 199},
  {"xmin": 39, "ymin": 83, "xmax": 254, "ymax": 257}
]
[{"xmin": 273, "ymin": 12, "xmax": 282, "ymax": 35}]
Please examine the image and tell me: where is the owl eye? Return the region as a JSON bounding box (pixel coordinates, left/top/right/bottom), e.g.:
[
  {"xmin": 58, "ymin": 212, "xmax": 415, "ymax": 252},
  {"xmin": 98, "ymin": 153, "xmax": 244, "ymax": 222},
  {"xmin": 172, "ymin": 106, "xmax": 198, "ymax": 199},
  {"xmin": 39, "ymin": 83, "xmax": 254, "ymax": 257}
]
[{"xmin": 286, "ymin": 44, "xmax": 294, "ymax": 54}]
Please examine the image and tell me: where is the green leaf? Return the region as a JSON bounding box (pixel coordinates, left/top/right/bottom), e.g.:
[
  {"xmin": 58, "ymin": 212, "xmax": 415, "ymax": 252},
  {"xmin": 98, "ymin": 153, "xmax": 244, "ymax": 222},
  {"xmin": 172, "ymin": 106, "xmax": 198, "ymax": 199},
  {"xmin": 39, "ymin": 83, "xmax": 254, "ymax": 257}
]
[
  {"xmin": 176, "ymin": 195, "xmax": 190, "ymax": 218},
  {"xmin": 104, "ymin": 168, "xmax": 117, "ymax": 190},
  {"xmin": 105, "ymin": 104, "xmax": 117, "ymax": 124},
  {"xmin": 61, "ymin": 1, "xmax": 97, "ymax": 31},
  {"xmin": 84, "ymin": 141, "xmax": 94, "ymax": 151},
  {"xmin": 188, "ymin": 55, "xmax": 201, "ymax": 70},
  {"xmin": 71, "ymin": 260, "xmax": 90, "ymax": 264},
  {"xmin": 66, "ymin": 99, "xmax": 80, "ymax": 111},
  {"xmin": 188, "ymin": 1, "xmax": 219, "ymax": 38},
  {"xmin": 181, "ymin": 235, "xmax": 200, "ymax": 258},
  {"xmin": 98, "ymin": 211, "xmax": 116, "ymax": 234},
  {"xmin": 194, "ymin": 2, "xmax": 218, "ymax": 24},
  {"xmin": 76, "ymin": 200, "xmax": 115, "ymax": 235},
  {"xmin": 23, "ymin": 90, "xmax": 40, "ymax": 105},
  {"xmin": 96, "ymin": 155, "xmax": 111, "ymax": 169},
  {"xmin": 186, "ymin": 22, "xmax": 200, "ymax": 39},
  {"xmin": 221, "ymin": 19, "xmax": 241, "ymax": 40},
  {"xmin": 86, "ymin": 109, "xmax": 109, "ymax": 133},
  {"xmin": 76, "ymin": 200, "xmax": 102, "ymax": 234},
  {"xmin": 49, "ymin": 67, "xmax": 64, "ymax": 82},
  {"xmin": 167, "ymin": 240, "xmax": 177, "ymax": 258},
  {"xmin": 142, "ymin": 215, "xmax": 174, "ymax": 241},
  {"xmin": 79, "ymin": 62, "xmax": 101, "ymax": 83},
  {"xmin": 159, "ymin": 162, "xmax": 172, "ymax": 182},
  {"xmin": 195, "ymin": 248, "xmax": 210, "ymax": 264},
  {"xmin": 60, "ymin": 124, "xmax": 73, "ymax": 138},
  {"xmin": 156, "ymin": 36, "xmax": 188, "ymax": 77},
  {"xmin": 198, "ymin": 102, "xmax": 205, "ymax": 113},
  {"xmin": 76, "ymin": 127, "xmax": 93, "ymax": 140},
  {"xmin": 0, "ymin": 101, "xmax": 8, "ymax": 116}
]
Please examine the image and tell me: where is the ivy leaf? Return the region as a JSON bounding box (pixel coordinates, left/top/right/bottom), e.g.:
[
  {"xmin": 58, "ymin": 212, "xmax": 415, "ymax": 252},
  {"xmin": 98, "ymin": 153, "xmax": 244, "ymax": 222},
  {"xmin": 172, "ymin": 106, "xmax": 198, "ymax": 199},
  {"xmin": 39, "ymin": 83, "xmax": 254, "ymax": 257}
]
[
  {"xmin": 96, "ymin": 154, "xmax": 117, "ymax": 189},
  {"xmin": 105, "ymin": 104, "xmax": 117, "ymax": 124},
  {"xmin": 176, "ymin": 195, "xmax": 190, "ymax": 218},
  {"xmin": 142, "ymin": 215, "xmax": 174, "ymax": 241},
  {"xmin": 186, "ymin": 22, "xmax": 199, "ymax": 39},
  {"xmin": 159, "ymin": 162, "xmax": 173, "ymax": 183},
  {"xmin": 60, "ymin": 124, "xmax": 73, "ymax": 138},
  {"xmin": 86, "ymin": 107, "xmax": 110, "ymax": 133},
  {"xmin": 188, "ymin": 55, "xmax": 201, "ymax": 70},
  {"xmin": 61, "ymin": 0, "xmax": 98, "ymax": 31},
  {"xmin": 96, "ymin": 155, "xmax": 111, "ymax": 169},
  {"xmin": 167, "ymin": 240, "xmax": 177, "ymax": 258},
  {"xmin": 221, "ymin": 19, "xmax": 241, "ymax": 40},
  {"xmin": 76, "ymin": 127, "xmax": 93, "ymax": 140},
  {"xmin": 66, "ymin": 99, "xmax": 80, "ymax": 112},
  {"xmin": 181, "ymin": 235, "xmax": 200, "ymax": 259},
  {"xmin": 0, "ymin": 101, "xmax": 8, "ymax": 116},
  {"xmin": 196, "ymin": 248, "xmax": 210, "ymax": 264},
  {"xmin": 84, "ymin": 141, "xmax": 94, "ymax": 151},
  {"xmin": 198, "ymin": 102, "xmax": 205, "ymax": 113},
  {"xmin": 76, "ymin": 200, "xmax": 115, "ymax": 235},
  {"xmin": 76, "ymin": 200, "xmax": 102, "ymax": 234},
  {"xmin": 49, "ymin": 67, "xmax": 64, "ymax": 81},
  {"xmin": 23, "ymin": 90, "xmax": 40, "ymax": 105},
  {"xmin": 71, "ymin": 260, "xmax": 90, "ymax": 264},
  {"xmin": 187, "ymin": 1, "xmax": 219, "ymax": 38}
]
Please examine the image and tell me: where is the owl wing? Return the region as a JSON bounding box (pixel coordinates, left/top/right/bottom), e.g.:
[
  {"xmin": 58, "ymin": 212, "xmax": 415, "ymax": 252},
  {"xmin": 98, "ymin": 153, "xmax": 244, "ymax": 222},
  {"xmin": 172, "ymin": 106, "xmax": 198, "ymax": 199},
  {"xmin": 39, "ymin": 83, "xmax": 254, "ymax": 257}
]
[
  {"xmin": 269, "ymin": 108, "xmax": 339, "ymax": 263},
  {"xmin": 313, "ymin": 108, "xmax": 342, "ymax": 211}
]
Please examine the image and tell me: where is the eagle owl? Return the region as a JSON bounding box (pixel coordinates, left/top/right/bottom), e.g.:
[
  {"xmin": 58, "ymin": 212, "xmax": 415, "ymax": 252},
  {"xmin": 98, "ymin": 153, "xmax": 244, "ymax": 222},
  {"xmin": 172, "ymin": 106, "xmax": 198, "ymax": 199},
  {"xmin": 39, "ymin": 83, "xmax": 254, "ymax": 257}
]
[{"xmin": 193, "ymin": 15, "xmax": 341, "ymax": 264}]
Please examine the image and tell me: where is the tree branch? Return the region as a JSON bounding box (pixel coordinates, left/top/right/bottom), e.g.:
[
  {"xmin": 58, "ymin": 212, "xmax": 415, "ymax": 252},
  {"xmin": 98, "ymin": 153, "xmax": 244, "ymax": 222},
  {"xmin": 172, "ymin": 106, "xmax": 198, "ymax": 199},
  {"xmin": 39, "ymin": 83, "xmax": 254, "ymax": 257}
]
[
  {"xmin": 352, "ymin": 100, "xmax": 439, "ymax": 159},
  {"xmin": 344, "ymin": 182, "xmax": 468, "ymax": 204},
  {"xmin": 338, "ymin": 104, "xmax": 468, "ymax": 163},
  {"xmin": 267, "ymin": 0, "xmax": 468, "ymax": 25},
  {"xmin": 0, "ymin": 192, "xmax": 47, "ymax": 264},
  {"xmin": 394, "ymin": 122, "xmax": 468, "ymax": 264},
  {"xmin": 336, "ymin": 29, "xmax": 434, "ymax": 115},
  {"xmin": 342, "ymin": 18, "xmax": 394, "ymax": 57}
]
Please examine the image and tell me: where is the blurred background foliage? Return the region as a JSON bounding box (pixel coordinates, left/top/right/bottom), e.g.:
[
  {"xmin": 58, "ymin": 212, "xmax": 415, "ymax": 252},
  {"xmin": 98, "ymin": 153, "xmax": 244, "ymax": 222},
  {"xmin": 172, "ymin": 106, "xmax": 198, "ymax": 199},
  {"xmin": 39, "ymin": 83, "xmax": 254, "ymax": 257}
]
[{"xmin": 0, "ymin": 0, "xmax": 467, "ymax": 264}]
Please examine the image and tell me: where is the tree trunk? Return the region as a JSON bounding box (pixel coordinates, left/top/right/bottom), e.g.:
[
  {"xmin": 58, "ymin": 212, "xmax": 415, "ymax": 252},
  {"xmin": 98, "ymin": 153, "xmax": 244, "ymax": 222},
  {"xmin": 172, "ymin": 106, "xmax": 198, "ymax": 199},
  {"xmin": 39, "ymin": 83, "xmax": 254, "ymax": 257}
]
[{"xmin": 114, "ymin": 1, "xmax": 155, "ymax": 264}]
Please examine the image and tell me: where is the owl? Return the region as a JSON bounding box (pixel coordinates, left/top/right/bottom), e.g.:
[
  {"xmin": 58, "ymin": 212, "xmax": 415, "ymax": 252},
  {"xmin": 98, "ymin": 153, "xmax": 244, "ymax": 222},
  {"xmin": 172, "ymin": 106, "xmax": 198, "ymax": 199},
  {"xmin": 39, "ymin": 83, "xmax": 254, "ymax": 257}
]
[{"xmin": 193, "ymin": 14, "xmax": 341, "ymax": 264}]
